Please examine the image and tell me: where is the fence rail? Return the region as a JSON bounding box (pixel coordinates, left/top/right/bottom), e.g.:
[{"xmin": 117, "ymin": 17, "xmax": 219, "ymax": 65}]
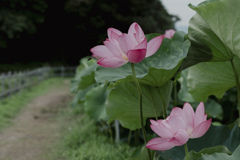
[{"xmin": 0, "ymin": 66, "xmax": 76, "ymax": 99}]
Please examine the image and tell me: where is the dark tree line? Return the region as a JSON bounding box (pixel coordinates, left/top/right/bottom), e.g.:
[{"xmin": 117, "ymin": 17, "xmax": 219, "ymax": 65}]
[{"xmin": 0, "ymin": 0, "xmax": 179, "ymax": 66}]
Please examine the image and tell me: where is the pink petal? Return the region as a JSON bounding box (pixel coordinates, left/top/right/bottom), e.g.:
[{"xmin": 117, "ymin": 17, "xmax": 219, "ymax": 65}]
[
  {"xmin": 164, "ymin": 29, "xmax": 176, "ymax": 39},
  {"xmin": 182, "ymin": 103, "xmax": 195, "ymax": 129},
  {"xmin": 170, "ymin": 129, "xmax": 189, "ymax": 146},
  {"xmin": 134, "ymin": 38, "xmax": 147, "ymax": 50},
  {"xmin": 107, "ymin": 28, "xmax": 122, "ymax": 40},
  {"xmin": 150, "ymin": 119, "xmax": 159, "ymax": 126},
  {"xmin": 119, "ymin": 33, "xmax": 138, "ymax": 54},
  {"xmin": 90, "ymin": 45, "xmax": 113, "ymax": 58},
  {"xmin": 190, "ymin": 119, "xmax": 212, "ymax": 138},
  {"xmin": 194, "ymin": 102, "xmax": 206, "ymax": 127},
  {"xmin": 134, "ymin": 23, "xmax": 145, "ymax": 42},
  {"xmin": 170, "ymin": 107, "xmax": 183, "ymax": 117},
  {"xmin": 128, "ymin": 22, "xmax": 145, "ymax": 39},
  {"xmin": 97, "ymin": 57, "xmax": 128, "ymax": 68},
  {"xmin": 156, "ymin": 119, "xmax": 164, "ymax": 124},
  {"xmin": 168, "ymin": 114, "xmax": 187, "ymax": 133},
  {"xmin": 128, "ymin": 22, "xmax": 137, "ymax": 35},
  {"xmin": 107, "ymin": 28, "xmax": 122, "ymax": 47},
  {"xmin": 146, "ymin": 35, "xmax": 164, "ymax": 57},
  {"xmin": 103, "ymin": 41, "xmax": 122, "ymax": 57},
  {"xmin": 126, "ymin": 49, "xmax": 146, "ymax": 63},
  {"xmin": 146, "ymin": 137, "xmax": 174, "ymax": 151},
  {"xmin": 150, "ymin": 121, "xmax": 174, "ymax": 139}
]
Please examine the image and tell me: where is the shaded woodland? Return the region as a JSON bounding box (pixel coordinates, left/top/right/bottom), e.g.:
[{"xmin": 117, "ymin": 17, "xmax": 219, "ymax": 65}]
[{"xmin": 0, "ymin": 0, "xmax": 178, "ymax": 66}]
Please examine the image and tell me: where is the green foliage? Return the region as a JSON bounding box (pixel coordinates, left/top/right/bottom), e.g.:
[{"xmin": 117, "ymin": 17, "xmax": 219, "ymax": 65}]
[
  {"xmin": 70, "ymin": 59, "xmax": 97, "ymax": 93},
  {"xmin": 70, "ymin": 58, "xmax": 97, "ymax": 97},
  {"xmin": 204, "ymin": 99, "xmax": 223, "ymax": 120},
  {"xmin": 200, "ymin": 145, "xmax": 240, "ymax": 160},
  {"xmin": 71, "ymin": 57, "xmax": 111, "ymax": 122},
  {"xmin": 69, "ymin": 0, "xmax": 240, "ymax": 158},
  {"xmin": 95, "ymin": 32, "xmax": 190, "ymax": 87},
  {"xmin": 64, "ymin": 0, "xmax": 178, "ymax": 40},
  {"xmin": 178, "ymin": 69, "xmax": 195, "ymax": 102},
  {"xmin": 186, "ymin": 57, "xmax": 240, "ymax": 102},
  {"xmin": 184, "ymin": 146, "xmax": 231, "ymax": 160},
  {"xmin": 182, "ymin": 0, "xmax": 240, "ymax": 70},
  {"xmin": 106, "ymin": 81, "xmax": 172, "ymax": 130},
  {"xmin": 0, "ymin": 0, "xmax": 47, "ymax": 47},
  {"xmin": 126, "ymin": 145, "xmax": 155, "ymax": 160},
  {"xmin": 159, "ymin": 124, "xmax": 240, "ymax": 159},
  {"xmin": 84, "ymin": 85, "xmax": 109, "ymax": 121},
  {"xmin": 60, "ymin": 110, "xmax": 135, "ymax": 160}
]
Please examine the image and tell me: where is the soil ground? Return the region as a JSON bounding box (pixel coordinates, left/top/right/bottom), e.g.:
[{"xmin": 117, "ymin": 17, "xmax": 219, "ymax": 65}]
[{"xmin": 0, "ymin": 79, "xmax": 73, "ymax": 160}]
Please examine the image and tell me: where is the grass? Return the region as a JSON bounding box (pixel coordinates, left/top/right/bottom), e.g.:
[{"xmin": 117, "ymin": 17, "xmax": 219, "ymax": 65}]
[
  {"xmin": 47, "ymin": 107, "xmax": 135, "ymax": 160},
  {"xmin": 0, "ymin": 78, "xmax": 69, "ymax": 129}
]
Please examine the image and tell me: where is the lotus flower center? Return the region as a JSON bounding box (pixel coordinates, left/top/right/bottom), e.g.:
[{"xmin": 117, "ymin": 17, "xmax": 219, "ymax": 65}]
[
  {"xmin": 122, "ymin": 54, "xmax": 128, "ymax": 60},
  {"xmin": 187, "ymin": 128, "xmax": 193, "ymax": 135}
]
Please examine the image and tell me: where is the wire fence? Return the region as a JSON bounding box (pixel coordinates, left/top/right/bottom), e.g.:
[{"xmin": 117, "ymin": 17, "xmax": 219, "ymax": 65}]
[{"xmin": 0, "ymin": 66, "xmax": 76, "ymax": 99}]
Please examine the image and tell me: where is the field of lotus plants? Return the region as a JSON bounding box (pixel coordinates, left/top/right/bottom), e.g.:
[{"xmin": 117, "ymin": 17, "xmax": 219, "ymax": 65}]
[{"xmin": 71, "ymin": 0, "xmax": 240, "ymax": 159}]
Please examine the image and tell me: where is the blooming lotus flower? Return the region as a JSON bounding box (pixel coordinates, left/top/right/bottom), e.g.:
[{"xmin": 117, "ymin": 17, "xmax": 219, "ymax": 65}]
[
  {"xmin": 164, "ymin": 29, "xmax": 176, "ymax": 39},
  {"xmin": 146, "ymin": 102, "xmax": 212, "ymax": 151},
  {"xmin": 91, "ymin": 22, "xmax": 164, "ymax": 68}
]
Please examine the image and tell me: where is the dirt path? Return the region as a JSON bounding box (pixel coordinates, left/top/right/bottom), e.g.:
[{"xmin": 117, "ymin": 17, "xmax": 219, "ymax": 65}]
[{"xmin": 0, "ymin": 80, "xmax": 73, "ymax": 160}]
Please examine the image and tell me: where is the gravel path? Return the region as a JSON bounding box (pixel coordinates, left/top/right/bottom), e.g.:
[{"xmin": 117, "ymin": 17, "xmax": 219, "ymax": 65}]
[{"xmin": 0, "ymin": 80, "xmax": 73, "ymax": 160}]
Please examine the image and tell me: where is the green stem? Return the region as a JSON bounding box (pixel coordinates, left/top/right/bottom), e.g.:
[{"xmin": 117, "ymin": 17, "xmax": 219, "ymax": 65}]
[
  {"xmin": 128, "ymin": 130, "xmax": 132, "ymax": 145},
  {"xmin": 158, "ymin": 91, "xmax": 167, "ymax": 119},
  {"xmin": 174, "ymin": 80, "xmax": 178, "ymax": 107},
  {"xmin": 134, "ymin": 130, "xmax": 139, "ymax": 145},
  {"xmin": 131, "ymin": 63, "xmax": 151, "ymax": 160},
  {"xmin": 230, "ymin": 59, "xmax": 240, "ymax": 127},
  {"xmin": 148, "ymin": 86, "xmax": 158, "ymax": 120},
  {"xmin": 184, "ymin": 143, "xmax": 189, "ymax": 160}
]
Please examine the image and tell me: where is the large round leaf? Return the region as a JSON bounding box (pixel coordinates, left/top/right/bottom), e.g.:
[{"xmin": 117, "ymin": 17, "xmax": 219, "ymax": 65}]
[
  {"xmin": 126, "ymin": 145, "xmax": 155, "ymax": 160},
  {"xmin": 185, "ymin": 145, "xmax": 231, "ymax": 160},
  {"xmin": 84, "ymin": 85, "xmax": 109, "ymax": 121},
  {"xmin": 71, "ymin": 84, "xmax": 96, "ymax": 108},
  {"xmin": 200, "ymin": 145, "xmax": 240, "ymax": 160},
  {"xmin": 182, "ymin": 0, "xmax": 240, "ymax": 69},
  {"xmin": 106, "ymin": 81, "xmax": 173, "ymax": 130},
  {"xmin": 178, "ymin": 69, "xmax": 195, "ymax": 102},
  {"xmin": 158, "ymin": 124, "xmax": 240, "ymax": 159},
  {"xmin": 95, "ymin": 32, "xmax": 190, "ymax": 87},
  {"xmin": 187, "ymin": 56, "xmax": 240, "ymax": 101}
]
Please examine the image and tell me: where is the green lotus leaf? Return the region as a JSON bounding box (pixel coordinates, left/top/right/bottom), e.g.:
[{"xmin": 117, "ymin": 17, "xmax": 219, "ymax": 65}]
[
  {"xmin": 125, "ymin": 145, "xmax": 155, "ymax": 160},
  {"xmin": 106, "ymin": 81, "xmax": 173, "ymax": 130},
  {"xmin": 159, "ymin": 124, "xmax": 240, "ymax": 159},
  {"xmin": 84, "ymin": 85, "xmax": 109, "ymax": 121},
  {"xmin": 184, "ymin": 145, "xmax": 231, "ymax": 160},
  {"xmin": 200, "ymin": 145, "xmax": 240, "ymax": 160},
  {"xmin": 178, "ymin": 69, "xmax": 195, "ymax": 102},
  {"xmin": 187, "ymin": 56, "xmax": 240, "ymax": 102},
  {"xmin": 182, "ymin": 0, "xmax": 240, "ymax": 69}
]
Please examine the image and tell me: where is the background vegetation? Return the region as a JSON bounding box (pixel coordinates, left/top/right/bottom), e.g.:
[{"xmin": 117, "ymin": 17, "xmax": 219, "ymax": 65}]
[{"xmin": 0, "ymin": 0, "xmax": 178, "ymax": 67}]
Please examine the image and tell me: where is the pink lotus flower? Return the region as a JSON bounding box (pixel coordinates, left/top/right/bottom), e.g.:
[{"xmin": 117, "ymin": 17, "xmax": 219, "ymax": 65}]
[
  {"xmin": 91, "ymin": 22, "xmax": 164, "ymax": 68},
  {"xmin": 146, "ymin": 102, "xmax": 212, "ymax": 151},
  {"xmin": 164, "ymin": 29, "xmax": 176, "ymax": 39}
]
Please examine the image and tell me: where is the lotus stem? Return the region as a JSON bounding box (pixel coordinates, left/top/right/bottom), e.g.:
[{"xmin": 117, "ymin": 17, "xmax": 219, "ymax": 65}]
[
  {"xmin": 158, "ymin": 91, "xmax": 167, "ymax": 119},
  {"xmin": 128, "ymin": 130, "xmax": 132, "ymax": 145},
  {"xmin": 131, "ymin": 63, "xmax": 151, "ymax": 160},
  {"xmin": 115, "ymin": 120, "xmax": 120, "ymax": 144},
  {"xmin": 230, "ymin": 59, "xmax": 240, "ymax": 127},
  {"xmin": 184, "ymin": 143, "xmax": 189, "ymax": 160},
  {"xmin": 174, "ymin": 80, "xmax": 178, "ymax": 107},
  {"xmin": 148, "ymin": 86, "xmax": 158, "ymax": 120}
]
